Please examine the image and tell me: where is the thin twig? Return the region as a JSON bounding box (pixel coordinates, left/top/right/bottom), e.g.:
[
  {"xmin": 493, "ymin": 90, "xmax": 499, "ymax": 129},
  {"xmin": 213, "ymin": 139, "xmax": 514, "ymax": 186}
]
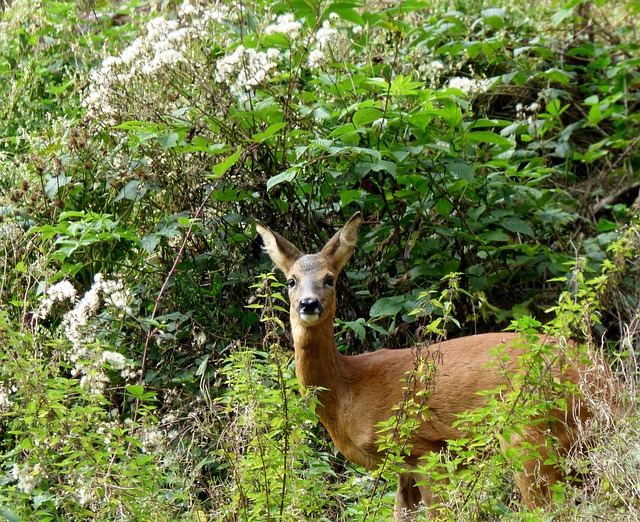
[
  {"xmin": 609, "ymin": 135, "xmax": 640, "ymax": 173},
  {"xmin": 131, "ymin": 176, "xmax": 225, "ymax": 424},
  {"xmin": 138, "ymin": 187, "xmax": 215, "ymax": 387}
]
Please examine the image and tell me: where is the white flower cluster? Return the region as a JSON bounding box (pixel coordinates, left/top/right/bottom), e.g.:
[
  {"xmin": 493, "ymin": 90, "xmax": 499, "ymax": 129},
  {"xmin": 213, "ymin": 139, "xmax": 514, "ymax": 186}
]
[
  {"xmin": 215, "ymin": 45, "xmax": 281, "ymax": 92},
  {"xmin": 84, "ymin": 16, "xmax": 194, "ymax": 123},
  {"xmin": 11, "ymin": 463, "xmax": 42, "ymax": 494},
  {"xmin": 64, "ymin": 274, "xmax": 133, "ymax": 393},
  {"xmin": 36, "ymin": 280, "xmax": 77, "ymax": 319},
  {"xmin": 500, "ymin": 100, "xmax": 544, "ymax": 139},
  {"xmin": 178, "ymin": 0, "xmax": 232, "ymax": 28},
  {"xmin": 499, "ymin": 100, "xmax": 544, "ymax": 137},
  {"xmin": 308, "ymin": 15, "xmax": 341, "ymax": 68},
  {"xmin": 0, "ymin": 388, "xmax": 11, "ymax": 413},
  {"xmin": 76, "ymin": 486, "xmax": 98, "ymax": 508},
  {"xmin": 265, "ymin": 13, "xmax": 302, "ymax": 40},
  {"xmin": 63, "ymin": 274, "xmax": 112, "ymax": 363},
  {"xmin": 372, "ymin": 117, "xmax": 388, "ymax": 130},
  {"xmin": 101, "ymin": 349, "xmax": 127, "ymax": 369},
  {"xmin": 177, "ymin": 0, "xmax": 200, "ymax": 18},
  {"xmin": 515, "ymin": 101, "xmax": 540, "ymax": 120},
  {"xmin": 84, "ymin": 4, "xmax": 314, "ymax": 125},
  {"xmin": 79, "ymin": 370, "xmax": 110, "ymax": 395},
  {"xmin": 448, "ymin": 77, "xmax": 492, "ymax": 96},
  {"xmin": 420, "ymin": 59, "xmax": 445, "ymax": 81},
  {"xmin": 140, "ymin": 426, "xmax": 165, "ymax": 454},
  {"xmin": 316, "ymin": 16, "xmax": 340, "ymax": 48},
  {"xmin": 142, "ymin": 18, "xmax": 191, "ymax": 74},
  {"xmin": 35, "ymin": 274, "xmax": 134, "ymax": 394},
  {"xmin": 0, "ymin": 220, "xmax": 24, "ymax": 249}
]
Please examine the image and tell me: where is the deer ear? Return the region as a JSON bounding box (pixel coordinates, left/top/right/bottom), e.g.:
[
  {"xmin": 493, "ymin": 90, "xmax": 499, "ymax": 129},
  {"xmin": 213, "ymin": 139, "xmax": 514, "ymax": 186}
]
[
  {"xmin": 255, "ymin": 222, "xmax": 303, "ymax": 274},
  {"xmin": 321, "ymin": 212, "xmax": 362, "ymax": 272}
]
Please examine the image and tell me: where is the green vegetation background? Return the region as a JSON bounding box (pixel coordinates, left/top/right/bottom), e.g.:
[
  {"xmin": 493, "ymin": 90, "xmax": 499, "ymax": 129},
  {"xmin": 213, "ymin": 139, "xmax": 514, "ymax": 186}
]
[{"xmin": 0, "ymin": 0, "xmax": 638, "ymax": 519}]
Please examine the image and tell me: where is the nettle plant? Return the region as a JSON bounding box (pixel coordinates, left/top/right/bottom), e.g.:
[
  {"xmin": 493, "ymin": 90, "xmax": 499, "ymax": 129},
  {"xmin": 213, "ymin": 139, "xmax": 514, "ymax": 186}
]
[{"xmin": 0, "ymin": 266, "xmax": 194, "ymax": 519}]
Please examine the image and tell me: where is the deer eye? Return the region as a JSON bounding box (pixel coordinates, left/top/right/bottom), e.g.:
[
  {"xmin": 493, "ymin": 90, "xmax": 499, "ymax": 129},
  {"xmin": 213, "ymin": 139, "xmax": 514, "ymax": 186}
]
[
  {"xmin": 286, "ymin": 278, "xmax": 296, "ymax": 289},
  {"xmin": 324, "ymin": 275, "xmax": 335, "ymax": 287}
]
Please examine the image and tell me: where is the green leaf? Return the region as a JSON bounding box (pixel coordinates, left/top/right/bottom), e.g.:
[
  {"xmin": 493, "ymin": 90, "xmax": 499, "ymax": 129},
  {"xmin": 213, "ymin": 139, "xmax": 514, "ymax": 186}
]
[
  {"xmin": 344, "ymin": 319, "xmax": 366, "ymax": 340},
  {"xmin": 126, "ymin": 384, "xmax": 145, "ymax": 398},
  {"xmin": 329, "ymin": 5, "xmax": 365, "ymax": 25},
  {"xmin": 467, "ymin": 131, "xmax": 513, "ymax": 147},
  {"xmin": 435, "ymin": 198, "xmax": 453, "ymax": 217},
  {"xmin": 114, "ymin": 179, "xmax": 146, "ymax": 203},
  {"xmin": 352, "ymin": 107, "xmax": 384, "ymax": 128},
  {"xmin": 501, "ymin": 217, "xmax": 534, "ymax": 236},
  {"xmin": 390, "ymin": 74, "xmax": 425, "ymax": 96},
  {"xmin": 210, "ymin": 187, "xmax": 247, "ymax": 202},
  {"xmin": 46, "ymin": 80, "xmax": 73, "ymax": 95},
  {"xmin": 481, "ymin": 7, "xmax": 505, "ymax": 29},
  {"xmin": 365, "ymin": 77, "xmax": 390, "ymax": 91},
  {"xmin": 157, "ymin": 132, "xmax": 179, "ymax": 150},
  {"xmin": 44, "ymin": 174, "xmax": 72, "ymax": 198},
  {"xmin": 537, "ymin": 68, "xmax": 573, "ymax": 86},
  {"xmin": 0, "ymin": 506, "xmax": 21, "ymax": 522},
  {"xmin": 554, "ymin": 141, "xmax": 573, "ymax": 158},
  {"xmin": 196, "ymin": 355, "xmax": 210, "ymax": 376},
  {"xmin": 252, "ymin": 122, "xmax": 287, "ymax": 143},
  {"xmin": 409, "ymin": 109, "xmax": 443, "ymax": 130},
  {"xmin": 340, "ymin": 189, "xmax": 364, "ymax": 207},
  {"xmin": 446, "ymin": 162, "xmax": 474, "ymax": 182},
  {"xmin": 441, "ymin": 100, "xmax": 464, "ymax": 129},
  {"xmin": 551, "ymin": 7, "xmax": 574, "ymax": 26},
  {"xmin": 370, "ymin": 296, "xmax": 407, "ymax": 318},
  {"xmin": 267, "ymin": 168, "xmax": 298, "ymax": 191},
  {"xmin": 546, "ymin": 99, "xmax": 567, "ymax": 116},
  {"xmin": 210, "ymin": 146, "xmax": 242, "ymax": 178},
  {"xmin": 481, "ymin": 230, "xmax": 510, "ymax": 242},
  {"xmin": 595, "ymin": 218, "xmax": 618, "ymax": 232},
  {"xmin": 140, "ymin": 233, "xmax": 162, "ymax": 254},
  {"xmin": 354, "ymin": 160, "xmax": 397, "ymax": 177},
  {"xmin": 588, "ymin": 104, "xmax": 602, "ymax": 123},
  {"xmin": 113, "ymin": 120, "xmax": 160, "ymax": 131},
  {"xmin": 179, "ymin": 139, "xmax": 227, "ymax": 154}
]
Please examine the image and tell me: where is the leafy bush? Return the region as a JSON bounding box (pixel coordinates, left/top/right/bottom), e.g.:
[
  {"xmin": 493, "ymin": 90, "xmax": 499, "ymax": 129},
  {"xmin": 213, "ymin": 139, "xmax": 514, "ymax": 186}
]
[{"xmin": 1, "ymin": 0, "xmax": 639, "ymax": 519}]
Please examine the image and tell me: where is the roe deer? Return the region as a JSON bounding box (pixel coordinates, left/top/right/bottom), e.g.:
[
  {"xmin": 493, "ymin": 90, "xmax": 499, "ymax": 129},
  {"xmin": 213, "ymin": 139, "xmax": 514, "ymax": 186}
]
[{"xmin": 255, "ymin": 212, "xmax": 613, "ymax": 520}]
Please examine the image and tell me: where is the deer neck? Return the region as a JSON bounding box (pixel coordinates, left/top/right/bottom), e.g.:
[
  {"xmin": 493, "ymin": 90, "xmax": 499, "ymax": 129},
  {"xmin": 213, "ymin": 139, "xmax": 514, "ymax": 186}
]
[{"xmin": 290, "ymin": 317, "xmax": 347, "ymax": 415}]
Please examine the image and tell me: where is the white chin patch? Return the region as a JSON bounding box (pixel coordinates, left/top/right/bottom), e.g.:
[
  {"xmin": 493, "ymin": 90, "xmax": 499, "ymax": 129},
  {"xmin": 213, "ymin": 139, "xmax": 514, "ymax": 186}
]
[{"xmin": 299, "ymin": 313, "xmax": 320, "ymax": 324}]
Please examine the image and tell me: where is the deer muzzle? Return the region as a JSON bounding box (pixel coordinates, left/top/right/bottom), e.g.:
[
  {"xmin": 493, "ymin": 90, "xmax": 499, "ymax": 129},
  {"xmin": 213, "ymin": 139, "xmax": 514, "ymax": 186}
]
[{"xmin": 297, "ymin": 297, "xmax": 324, "ymax": 323}]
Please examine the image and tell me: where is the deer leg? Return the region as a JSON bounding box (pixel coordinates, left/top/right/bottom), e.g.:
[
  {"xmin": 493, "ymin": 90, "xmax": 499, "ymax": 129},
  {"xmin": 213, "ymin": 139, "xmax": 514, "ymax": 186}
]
[
  {"xmin": 394, "ymin": 473, "xmax": 422, "ymax": 521},
  {"xmin": 394, "ymin": 472, "xmax": 435, "ymax": 521},
  {"xmin": 506, "ymin": 428, "xmax": 563, "ymax": 510},
  {"xmin": 514, "ymin": 464, "xmax": 560, "ymax": 510}
]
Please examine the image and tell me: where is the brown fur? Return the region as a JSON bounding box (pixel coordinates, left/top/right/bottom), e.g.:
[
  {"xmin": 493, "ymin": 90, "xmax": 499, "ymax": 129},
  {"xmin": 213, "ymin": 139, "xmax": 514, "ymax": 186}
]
[{"xmin": 255, "ymin": 213, "xmax": 614, "ymax": 520}]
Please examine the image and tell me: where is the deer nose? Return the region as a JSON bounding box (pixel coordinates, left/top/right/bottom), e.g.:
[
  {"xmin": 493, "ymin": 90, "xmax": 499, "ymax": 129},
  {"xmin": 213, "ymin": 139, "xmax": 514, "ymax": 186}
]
[{"xmin": 298, "ymin": 298, "xmax": 324, "ymax": 315}]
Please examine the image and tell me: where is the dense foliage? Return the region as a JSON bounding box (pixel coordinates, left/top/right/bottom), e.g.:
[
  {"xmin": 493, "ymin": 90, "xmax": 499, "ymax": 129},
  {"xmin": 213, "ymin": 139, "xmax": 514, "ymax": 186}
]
[{"xmin": 0, "ymin": 0, "xmax": 639, "ymax": 519}]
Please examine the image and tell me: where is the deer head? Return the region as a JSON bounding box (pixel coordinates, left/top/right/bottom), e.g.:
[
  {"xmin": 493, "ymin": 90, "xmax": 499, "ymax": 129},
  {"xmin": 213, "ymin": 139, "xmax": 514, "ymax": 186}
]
[{"xmin": 255, "ymin": 213, "xmax": 362, "ymax": 328}]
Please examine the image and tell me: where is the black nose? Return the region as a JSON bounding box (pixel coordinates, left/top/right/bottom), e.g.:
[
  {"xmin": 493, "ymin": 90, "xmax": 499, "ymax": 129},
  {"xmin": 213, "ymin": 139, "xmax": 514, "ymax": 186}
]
[{"xmin": 298, "ymin": 298, "xmax": 324, "ymax": 315}]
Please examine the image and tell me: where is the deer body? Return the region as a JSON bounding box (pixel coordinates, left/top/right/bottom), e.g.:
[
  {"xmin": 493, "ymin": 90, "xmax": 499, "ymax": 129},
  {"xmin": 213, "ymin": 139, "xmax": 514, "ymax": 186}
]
[{"xmin": 256, "ymin": 213, "xmax": 608, "ymax": 519}]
